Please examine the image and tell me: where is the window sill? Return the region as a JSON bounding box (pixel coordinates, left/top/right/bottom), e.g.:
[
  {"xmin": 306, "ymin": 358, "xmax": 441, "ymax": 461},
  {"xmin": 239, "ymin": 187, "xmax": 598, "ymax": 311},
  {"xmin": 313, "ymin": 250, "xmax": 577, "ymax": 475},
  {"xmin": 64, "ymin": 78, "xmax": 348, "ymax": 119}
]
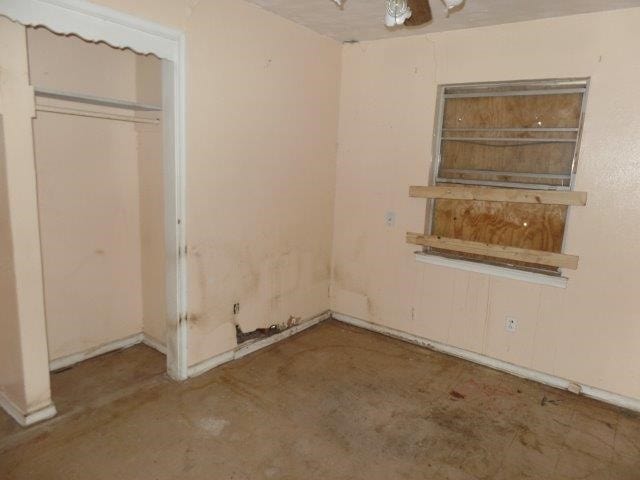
[{"xmin": 414, "ymin": 252, "xmax": 568, "ymax": 288}]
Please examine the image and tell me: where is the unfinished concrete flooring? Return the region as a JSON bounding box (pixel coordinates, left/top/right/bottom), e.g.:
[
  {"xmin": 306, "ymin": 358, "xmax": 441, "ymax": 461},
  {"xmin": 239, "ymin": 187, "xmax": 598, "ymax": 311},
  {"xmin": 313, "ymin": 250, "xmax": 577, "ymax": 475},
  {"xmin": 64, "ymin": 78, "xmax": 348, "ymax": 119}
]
[{"xmin": 1, "ymin": 320, "xmax": 639, "ymax": 479}]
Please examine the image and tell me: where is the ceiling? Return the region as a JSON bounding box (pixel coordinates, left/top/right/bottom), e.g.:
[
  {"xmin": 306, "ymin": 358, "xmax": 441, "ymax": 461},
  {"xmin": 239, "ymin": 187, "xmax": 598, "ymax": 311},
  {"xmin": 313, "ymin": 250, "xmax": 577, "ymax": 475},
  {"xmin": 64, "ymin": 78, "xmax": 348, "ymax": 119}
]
[{"xmin": 244, "ymin": 0, "xmax": 640, "ymax": 42}]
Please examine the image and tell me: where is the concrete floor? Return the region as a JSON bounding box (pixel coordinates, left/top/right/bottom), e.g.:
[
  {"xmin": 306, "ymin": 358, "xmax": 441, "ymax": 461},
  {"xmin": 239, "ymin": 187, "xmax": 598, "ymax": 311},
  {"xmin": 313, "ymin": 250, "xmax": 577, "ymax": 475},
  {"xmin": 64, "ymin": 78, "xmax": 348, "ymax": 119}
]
[{"xmin": 1, "ymin": 320, "xmax": 639, "ymax": 479}]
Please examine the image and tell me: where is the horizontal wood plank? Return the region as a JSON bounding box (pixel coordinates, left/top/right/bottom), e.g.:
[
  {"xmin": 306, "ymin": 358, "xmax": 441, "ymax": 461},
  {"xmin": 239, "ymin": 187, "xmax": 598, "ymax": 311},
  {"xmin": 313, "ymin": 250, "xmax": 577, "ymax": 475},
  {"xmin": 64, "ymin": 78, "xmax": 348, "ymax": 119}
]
[
  {"xmin": 406, "ymin": 233, "xmax": 579, "ymax": 269},
  {"xmin": 409, "ymin": 185, "xmax": 587, "ymax": 206}
]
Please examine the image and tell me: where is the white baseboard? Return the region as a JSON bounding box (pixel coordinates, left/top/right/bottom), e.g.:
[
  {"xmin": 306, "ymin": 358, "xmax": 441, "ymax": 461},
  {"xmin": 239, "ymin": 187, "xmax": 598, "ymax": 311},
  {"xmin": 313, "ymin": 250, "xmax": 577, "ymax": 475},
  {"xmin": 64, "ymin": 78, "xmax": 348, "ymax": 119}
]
[
  {"xmin": 332, "ymin": 312, "xmax": 640, "ymax": 414},
  {"xmin": 187, "ymin": 310, "xmax": 331, "ymax": 378},
  {"xmin": 0, "ymin": 391, "xmax": 57, "ymax": 427},
  {"xmin": 187, "ymin": 350, "xmax": 235, "ymax": 378},
  {"xmin": 49, "ymin": 333, "xmax": 144, "ymax": 371},
  {"xmin": 142, "ymin": 334, "xmax": 167, "ymax": 355},
  {"xmin": 49, "ymin": 332, "xmax": 168, "ymax": 372}
]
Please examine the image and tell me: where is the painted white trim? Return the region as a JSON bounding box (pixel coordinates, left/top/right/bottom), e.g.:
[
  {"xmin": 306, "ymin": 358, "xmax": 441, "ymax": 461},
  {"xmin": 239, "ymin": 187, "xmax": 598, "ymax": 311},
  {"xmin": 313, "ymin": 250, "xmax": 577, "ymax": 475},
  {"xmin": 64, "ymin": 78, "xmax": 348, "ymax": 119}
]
[
  {"xmin": 0, "ymin": 0, "xmax": 189, "ymax": 382},
  {"xmin": 48, "ymin": 332, "xmax": 168, "ymax": 371},
  {"xmin": 49, "ymin": 333, "xmax": 144, "ymax": 371},
  {"xmin": 0, "ymin": 391, "xmax": 57, "ymax": 427},
  {"xmin": 332, "ymin": 312, "xmax": 640, "ymax": 413},
  {"xmin": 142, "ymin": 334, "xmax": 167, "ymax": 355},
  {"xmin": 187, "ymin": 351, "xmax": 235, "ymax": 379},
  {"xmin": 235, "ymin": 311, "xmax": 330, "ymax": 359},
  {"xmin": 171, "ymin": 35, "xmax": 188, "ymax": 381},
  {"xmin": 415, "ymin": 253, "xmax": 568, "ymax": 288},
  {"xmin": 187, "ymin": 311, "xmax": 331, "ymax": 378},
  {"xmin": 0, "ymin": 0, "xmax": 180, "ymax": 59}
]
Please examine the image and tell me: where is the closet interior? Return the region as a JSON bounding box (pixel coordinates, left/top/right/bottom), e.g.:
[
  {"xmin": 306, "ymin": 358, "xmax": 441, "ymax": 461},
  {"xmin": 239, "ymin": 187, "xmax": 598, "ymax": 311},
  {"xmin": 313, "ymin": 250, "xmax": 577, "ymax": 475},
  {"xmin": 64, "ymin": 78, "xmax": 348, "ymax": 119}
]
[{"xmin": 26, "ymin": 27, "xmax": 168, "ymax": 374}]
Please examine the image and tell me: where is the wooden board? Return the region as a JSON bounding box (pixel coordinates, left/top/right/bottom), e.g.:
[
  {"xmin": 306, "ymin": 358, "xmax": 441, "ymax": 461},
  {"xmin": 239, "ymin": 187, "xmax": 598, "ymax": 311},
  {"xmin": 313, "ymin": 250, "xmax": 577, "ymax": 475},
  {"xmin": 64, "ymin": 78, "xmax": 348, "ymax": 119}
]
[
  {"xmin": 406, "ymin": 233, "xmax": 578, "ymax": 269},
  {"xmin": 439, "ymin": 139, "xmax": 576, "ymax": 182},
  {"xmin": 429, "ymin": 197, "xmax": 568, "ymax": 270},
  {"xmin": 440, "ymin": 92, "xmax": 583, "ymax": 186},
  {"xmin": 437, "ymin": 170, "xmax": 568, "ymax": 188},
  {"xmin": 442, "ymin": 93, "xmax": 583, "ymax": 130},
  {"xmin": 410, "ymin": 185, "xmax": 587, "ymax": 206},
  {"xmin": 431, "ymin": 199, "xmax": 567, "ymax": 253}
]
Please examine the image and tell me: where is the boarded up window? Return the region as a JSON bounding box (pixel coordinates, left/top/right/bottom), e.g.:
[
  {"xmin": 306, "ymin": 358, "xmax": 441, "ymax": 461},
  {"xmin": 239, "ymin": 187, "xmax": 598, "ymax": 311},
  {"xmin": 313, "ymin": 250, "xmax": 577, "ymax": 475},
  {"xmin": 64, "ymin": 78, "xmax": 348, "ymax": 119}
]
[{"xmin": 428, "ymin": 80, "xmax": 588, "ymax": 273}]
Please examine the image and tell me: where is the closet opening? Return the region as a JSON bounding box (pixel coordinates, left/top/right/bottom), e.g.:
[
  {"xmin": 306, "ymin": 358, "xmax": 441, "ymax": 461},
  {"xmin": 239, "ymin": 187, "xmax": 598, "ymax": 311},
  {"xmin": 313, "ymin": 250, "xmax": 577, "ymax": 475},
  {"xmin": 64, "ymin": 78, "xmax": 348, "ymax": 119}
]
[{"xmin": 26, "ymin": 26, "xmax": 175, "ymax": 403}]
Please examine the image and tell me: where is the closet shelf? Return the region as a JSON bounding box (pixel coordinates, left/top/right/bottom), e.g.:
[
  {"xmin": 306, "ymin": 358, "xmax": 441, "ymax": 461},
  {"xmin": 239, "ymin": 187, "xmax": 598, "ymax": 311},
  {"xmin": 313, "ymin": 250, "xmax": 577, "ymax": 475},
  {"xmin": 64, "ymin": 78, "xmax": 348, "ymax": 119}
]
[{"xmin": 34, "ymin": 86, "xmax": 162, "ymax": 112}]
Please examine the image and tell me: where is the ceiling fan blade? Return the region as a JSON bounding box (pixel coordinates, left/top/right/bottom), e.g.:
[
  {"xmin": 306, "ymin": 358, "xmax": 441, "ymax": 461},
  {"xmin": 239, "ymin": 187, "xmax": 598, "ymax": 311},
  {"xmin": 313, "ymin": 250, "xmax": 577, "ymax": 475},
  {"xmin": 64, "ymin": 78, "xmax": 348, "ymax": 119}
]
[{"xmin": 405, "ymin": 0, "xmax": 432, "ymax": 26}]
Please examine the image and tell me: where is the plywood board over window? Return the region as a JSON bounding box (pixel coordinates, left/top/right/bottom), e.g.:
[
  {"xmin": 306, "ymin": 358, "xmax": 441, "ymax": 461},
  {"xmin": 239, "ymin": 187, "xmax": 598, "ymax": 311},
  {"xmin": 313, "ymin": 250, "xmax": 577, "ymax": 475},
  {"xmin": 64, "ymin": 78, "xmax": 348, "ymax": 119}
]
[{"xmin": 408, "ymin": 79, "xmax": 589, "ymax": 275}]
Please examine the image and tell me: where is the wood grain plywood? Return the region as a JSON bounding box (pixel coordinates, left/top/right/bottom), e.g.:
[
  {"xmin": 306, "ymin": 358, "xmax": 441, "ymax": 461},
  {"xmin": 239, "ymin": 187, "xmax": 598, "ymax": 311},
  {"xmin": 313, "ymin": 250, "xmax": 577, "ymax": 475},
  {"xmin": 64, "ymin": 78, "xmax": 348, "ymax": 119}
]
[
  {"xmin": 432, "ymin": 199, "xmax": 567, "ymax": 252},
  {"xmin": 442, "ymin": 94, "xmax": 583, "ymax": 130}
]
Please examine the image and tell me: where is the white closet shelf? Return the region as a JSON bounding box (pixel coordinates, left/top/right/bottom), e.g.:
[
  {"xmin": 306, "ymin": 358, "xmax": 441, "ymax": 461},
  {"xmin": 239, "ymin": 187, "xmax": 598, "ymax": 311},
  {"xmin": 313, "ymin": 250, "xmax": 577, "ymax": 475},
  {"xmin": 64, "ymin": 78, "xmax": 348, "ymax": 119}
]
[{"xmin": 34, "ymin": 86, "xmax": 162, "ymax": 112}]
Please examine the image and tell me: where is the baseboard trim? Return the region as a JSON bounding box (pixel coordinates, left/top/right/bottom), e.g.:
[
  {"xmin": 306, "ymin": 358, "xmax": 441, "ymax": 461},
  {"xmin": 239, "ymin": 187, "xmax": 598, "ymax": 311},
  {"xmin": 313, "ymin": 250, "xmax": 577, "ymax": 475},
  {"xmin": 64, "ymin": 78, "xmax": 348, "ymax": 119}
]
[
  {"xmin": 142, "ymin": 334, "xmax": 167, "ymax": 355},
  {"xmin": 332, "ymin": 312, "xmax": 640, "ymax": 413},
  {"xmin": 49, "ymin": 333, "xmax": 144, "ymax": 371},
  {"xmin": 187, "ymin": 310, "xmax": 331, "ymax": 378},
  {"xmin": 0, "ymin": 391, "xmax": 57, "ymax": 427}
]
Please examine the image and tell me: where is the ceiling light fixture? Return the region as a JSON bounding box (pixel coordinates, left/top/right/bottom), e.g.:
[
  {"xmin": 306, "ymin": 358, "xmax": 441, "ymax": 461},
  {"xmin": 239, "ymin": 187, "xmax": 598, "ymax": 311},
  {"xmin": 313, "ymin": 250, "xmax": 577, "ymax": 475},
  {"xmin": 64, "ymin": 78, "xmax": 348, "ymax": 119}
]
[
  {"xmin": 330, "ymin": 0, "xmax": 466, "ymax": 27},
  {"xmin": 441, "ymin": 0, "xmax": 465, "ymax": 10},
  {"xmin": 385, "ymin": 0, "xmax": 412, "ymax": 27}
]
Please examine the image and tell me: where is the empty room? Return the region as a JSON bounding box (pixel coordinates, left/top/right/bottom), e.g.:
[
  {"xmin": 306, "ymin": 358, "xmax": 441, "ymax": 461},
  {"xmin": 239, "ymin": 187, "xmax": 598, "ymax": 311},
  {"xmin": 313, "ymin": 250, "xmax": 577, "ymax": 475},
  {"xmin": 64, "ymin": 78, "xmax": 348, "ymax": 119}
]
[{"xmin": 0, "ymin": 0, "xmax": 639, "ymax": 478}]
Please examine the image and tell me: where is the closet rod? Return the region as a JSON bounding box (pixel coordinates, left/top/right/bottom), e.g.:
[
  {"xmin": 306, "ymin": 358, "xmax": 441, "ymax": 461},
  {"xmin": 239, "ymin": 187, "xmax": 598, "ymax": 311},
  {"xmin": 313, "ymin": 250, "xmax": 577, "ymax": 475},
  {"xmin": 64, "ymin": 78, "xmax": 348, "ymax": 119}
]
[
  {"xmin": 36, "ymin": 105, "xmax": 160, "ymax": 125},
  {"xmin": 34, "ymin": 86, "xmax": 162, "ymax": 112}
]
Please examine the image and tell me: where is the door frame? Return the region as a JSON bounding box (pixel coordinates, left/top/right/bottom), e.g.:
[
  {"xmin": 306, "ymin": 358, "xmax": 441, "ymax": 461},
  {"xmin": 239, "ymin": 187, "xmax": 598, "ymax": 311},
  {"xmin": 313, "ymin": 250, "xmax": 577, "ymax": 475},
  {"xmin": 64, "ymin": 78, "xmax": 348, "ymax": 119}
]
[{"xmin": 0, "ymin": 0, "xmax": 188, "ymax": 380}]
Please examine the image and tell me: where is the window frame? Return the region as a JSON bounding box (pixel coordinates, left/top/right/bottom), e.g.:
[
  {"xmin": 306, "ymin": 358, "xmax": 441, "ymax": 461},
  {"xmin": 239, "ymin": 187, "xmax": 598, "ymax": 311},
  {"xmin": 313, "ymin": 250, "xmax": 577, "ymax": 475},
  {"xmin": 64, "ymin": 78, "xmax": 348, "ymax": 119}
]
[{"xmin": 423, "ymin": 78, "xmax": 590, "ymax": 274}]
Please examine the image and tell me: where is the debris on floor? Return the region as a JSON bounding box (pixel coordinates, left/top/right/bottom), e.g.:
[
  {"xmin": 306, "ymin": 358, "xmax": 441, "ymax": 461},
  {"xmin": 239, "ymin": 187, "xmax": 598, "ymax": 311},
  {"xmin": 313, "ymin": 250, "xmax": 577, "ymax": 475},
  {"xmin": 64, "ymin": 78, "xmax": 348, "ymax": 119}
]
[
  {"xmin": 449, "ymin": 390, "xmax": 466, "ymax": 400},
  {"xmin": 567, "ymin": 382, "xmax": 583, "ymax": 395},
  {"xmin": 235, "ymin": 324, "xmax": 282, "ymax": 343},
  {"xmin": 541, "ymin": 395, "xmax": 562, "ymax": 407},
  {"xmin": 235, "ymin": 315, "xmax": 301, "ymax": 344}
]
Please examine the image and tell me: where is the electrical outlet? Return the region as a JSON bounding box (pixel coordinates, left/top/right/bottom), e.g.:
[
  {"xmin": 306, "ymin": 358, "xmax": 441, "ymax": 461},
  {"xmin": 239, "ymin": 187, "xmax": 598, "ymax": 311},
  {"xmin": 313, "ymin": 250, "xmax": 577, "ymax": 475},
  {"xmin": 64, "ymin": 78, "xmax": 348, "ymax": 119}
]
[
  {"xmin": 384, "ymin": 211, "xmax": 396, "ymax": 227},
  {"xmin": 505, "ymin": 316, "xmax": 518, "ymax": 333},
  {"xmin": 233, "ymin": 303, "xmax": 240, "ymax": 315}
]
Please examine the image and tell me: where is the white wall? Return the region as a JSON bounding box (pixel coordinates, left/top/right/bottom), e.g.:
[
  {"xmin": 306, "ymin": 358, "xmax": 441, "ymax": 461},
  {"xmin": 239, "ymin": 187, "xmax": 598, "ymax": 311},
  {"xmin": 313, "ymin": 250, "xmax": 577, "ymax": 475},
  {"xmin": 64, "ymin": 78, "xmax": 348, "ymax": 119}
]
[{"xmin": 332, "ymin": 8, "xmax": 640, "ymax": 400}]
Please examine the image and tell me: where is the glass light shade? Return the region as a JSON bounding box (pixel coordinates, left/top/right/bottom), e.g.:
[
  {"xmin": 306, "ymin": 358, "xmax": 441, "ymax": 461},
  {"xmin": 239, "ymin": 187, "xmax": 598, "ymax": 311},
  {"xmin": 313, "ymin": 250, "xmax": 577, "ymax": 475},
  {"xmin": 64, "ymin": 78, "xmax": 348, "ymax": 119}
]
[
  {"xmin": 385, "ymin": 0, "xmax": 412, "ymax": 27},
  {"xmin": 442, "ymin": 0, "xmax": 464, "ymax": 9}
]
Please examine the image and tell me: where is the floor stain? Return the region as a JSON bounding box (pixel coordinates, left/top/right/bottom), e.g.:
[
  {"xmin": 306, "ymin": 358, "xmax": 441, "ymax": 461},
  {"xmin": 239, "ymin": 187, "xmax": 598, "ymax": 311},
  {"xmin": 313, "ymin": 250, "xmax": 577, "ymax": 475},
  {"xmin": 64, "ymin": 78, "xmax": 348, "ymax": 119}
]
[{"xmin": 1, "ymin": 321, "xmax": 639, "ymax": 480}]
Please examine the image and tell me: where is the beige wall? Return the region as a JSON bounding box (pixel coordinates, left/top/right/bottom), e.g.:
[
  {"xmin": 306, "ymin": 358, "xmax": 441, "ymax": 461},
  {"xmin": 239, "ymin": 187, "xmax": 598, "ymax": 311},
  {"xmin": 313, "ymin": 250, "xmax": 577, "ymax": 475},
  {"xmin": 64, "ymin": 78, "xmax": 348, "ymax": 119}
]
[
  {"xmin": 0, "ymin": 17, "xmax": 52, "ymax": 414},
  {"xmin": 135, "ymin": 54, "xmax": 166, "ymax": 346},
  {"xmin": 27, "ymin": 28, "xmax": 164, "ymax": 360},
  {"xmin": 2, "ymin": 0, "xmax": 638, "ymax": 420},
  {"xmin": 51, "ymin": 0, "xmax": 342, "ymax": 366},
  {"xmin": 77, "ymin": 0, "xmax": 187, "ymax": 31},
  {"xmin": 21, "ymin": 0, "xmax": 342, "ymax": 368},
  {"xmin": 332, "ymin": 8, "xmax": 640, "ymax": 400},
  {"xmin": 0, "ymin": 113, "xmax": 26, "ymax": 409},
  {"xmin": 26, "ymin": 28, "xmax": 139, "ymax": 102},
  {"xmin": 183, "ymin": 0, "xmax": 341, "ymax": 365}
]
